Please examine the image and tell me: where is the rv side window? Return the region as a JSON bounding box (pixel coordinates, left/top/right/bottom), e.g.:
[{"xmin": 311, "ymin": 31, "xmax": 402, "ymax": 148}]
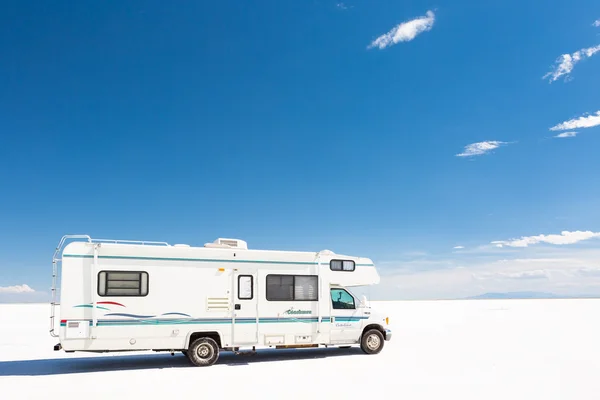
[
  {"xmin": 330, "ymin": 260, "xmax": 355, "ymax": 272},
  {"xmin": 331, "ymin": 288, "xmax": 355, "ymax": 309},
  {"xmin": 266, "ymin": 274, "xmax": 318, "ymax": 301},
  {"xmin": 238, "ymin": 275, "xmax": 253, "ymax": 300},
  {"xmin": 98, "ymin": 271, "xmax": 149, "ymax": 297}
]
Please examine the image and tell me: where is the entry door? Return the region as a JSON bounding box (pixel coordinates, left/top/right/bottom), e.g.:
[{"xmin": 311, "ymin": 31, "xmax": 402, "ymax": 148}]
[
  {"xmin": 232, "ymin": 272, "xmax": 258, "ymax": 345},
  {"xmin": 329, "ymin": 287, "xmax": 362, "ymax": 344}
]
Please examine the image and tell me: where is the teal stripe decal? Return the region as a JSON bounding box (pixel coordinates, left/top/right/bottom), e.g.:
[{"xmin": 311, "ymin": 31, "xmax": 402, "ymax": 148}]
[
  {"xmin": 73, "ymin": 304, "xmax": 110, "ymax": 311},
  {"xmin": 59, "ymin": 316, "xmax": 367, "ymax": 327},
  {"xmin": 62, "ymin": 253, "xmax": 374, "ymax": 267},
  {"xmin": 334, "ymin": 317, "xmax": 363, "ymax": 322}
]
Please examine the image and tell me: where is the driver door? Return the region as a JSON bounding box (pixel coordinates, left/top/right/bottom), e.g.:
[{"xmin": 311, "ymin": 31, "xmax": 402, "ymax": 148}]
[{"xmin": 329, "ymin": 287, "xmax": 362, "ymax": 344}]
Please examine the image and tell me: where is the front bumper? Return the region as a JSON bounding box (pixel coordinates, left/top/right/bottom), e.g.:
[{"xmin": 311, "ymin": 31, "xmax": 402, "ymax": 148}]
[{"xmin": 384, "ymin": 329, "xmax": 392, "ymax": 341}]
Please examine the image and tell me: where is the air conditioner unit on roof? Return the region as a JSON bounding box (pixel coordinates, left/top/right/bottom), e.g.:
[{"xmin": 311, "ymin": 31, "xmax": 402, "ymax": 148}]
[{"xmin": 204, "ymin": 238, "xmax": 248, "ymax": 250}]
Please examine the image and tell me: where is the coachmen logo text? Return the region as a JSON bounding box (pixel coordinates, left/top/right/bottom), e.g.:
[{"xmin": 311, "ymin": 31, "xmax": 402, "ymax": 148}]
[{"xmin": 283, "ymin": 307, "xmax": 312, "ymax": 315}]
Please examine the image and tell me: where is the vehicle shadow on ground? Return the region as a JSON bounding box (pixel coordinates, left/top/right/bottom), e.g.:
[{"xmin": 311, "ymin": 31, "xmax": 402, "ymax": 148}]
[{"xmin": 0, "ymin": 347, "xmax": 364, "ymax": 376}]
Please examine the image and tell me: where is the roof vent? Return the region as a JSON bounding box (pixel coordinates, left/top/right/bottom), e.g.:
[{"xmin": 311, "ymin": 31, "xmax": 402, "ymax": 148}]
[{"xmin": 204, "ymin": 238, "xmax": 248, "ymax": 250}]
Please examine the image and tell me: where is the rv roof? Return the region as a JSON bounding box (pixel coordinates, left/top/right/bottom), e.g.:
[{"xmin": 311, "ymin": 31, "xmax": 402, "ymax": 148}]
[{"xmin": 58, "ymin": 235, "xmax": 372, "ymax": 265}]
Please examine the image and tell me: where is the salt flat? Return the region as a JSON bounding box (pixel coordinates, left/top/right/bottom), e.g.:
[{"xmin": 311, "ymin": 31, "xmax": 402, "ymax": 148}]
[{"xmin": 0, "ymin": 299, "xmax": 599, "ymax": 400}]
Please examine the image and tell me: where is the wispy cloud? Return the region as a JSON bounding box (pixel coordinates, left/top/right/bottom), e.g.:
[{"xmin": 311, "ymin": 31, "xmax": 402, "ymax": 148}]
[
  {"xmin": 0, "ymin": 284, "xmax": 35, "ymax": 294},
  {"xmin": 543, "ymin": 45, "xmax": 600, "ymax": 83},
  {"xmin": 475, "ymin": 269, "xmax": 550, "ymax": 280},
  {"xmin": 492, "ymin": 230, "xmax": 600, "ymax": 248},
  {"xmin": 577, "ymin": 267, "xmax": 600, "ymax": 277},
  {"xmin": 336, "ymin": 2, "xmax": 349, "ymax": 10},
  {"xmin": 368, "ymin": 10, "xmax": 435, "ymax": 50},
  {"xmin": 456, "ymin": 141, "xmax": 509, "ymax": 157},
  {"xmin": 549, "ymin": 111, "xmax": 600, "ymax": 131},
  {"xmin": 593, "ymin": 19, "xmax": 600, "ymax": 27},
  {"xmin": 554, "ymin": 131, "xmax": 578, "ymax": 138},
  {"xmin": 453, "ymin": 246, "xmax": 465, "ymax": 249}
]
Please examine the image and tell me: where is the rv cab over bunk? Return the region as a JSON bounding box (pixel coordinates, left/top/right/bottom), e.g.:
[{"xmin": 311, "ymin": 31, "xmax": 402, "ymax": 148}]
[{"xmin": 50, "ymin": 235, "xmax": 391, "ymax": 366}]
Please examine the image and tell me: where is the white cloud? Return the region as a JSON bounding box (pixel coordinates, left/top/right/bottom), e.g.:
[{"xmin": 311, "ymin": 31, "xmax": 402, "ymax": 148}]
[
  {"xmin": 336, "ymin": 2, "xmax": 349, "ymax": 10},
  {"xmin": 554, "ymin": 131, "xmax": 578, "ymax": 138},
  {"xmin": 492, "ymin": 230, "xmax": 600, "ymax": 248},
  {"xmin": 456, "ymin": 141, "xmax": 508, "ymax": 157},
  {"xmin": 0, "ymin": 284, "xmax": 35, "ymax": 294},
  {"xmin": 543, "ymin": 45, "xmax": 600, "ymax": 83},
  {"xmin": 368, "ymin": 10, "xmax": 435, "ymax": 50},
  {"xmin": 593, "ymin": 20, "xmax": 600, "ymax": 27},
  {"xmin": 453, "ymin": 246, "xmax": 465, "ymax": 249},
  {"xmin": 368, "ymin": 245, "xmax": 600, "ymax": 300},
  {"xmin": 549, "ymin": 111, "xmax": 600, "ymax": 131}
]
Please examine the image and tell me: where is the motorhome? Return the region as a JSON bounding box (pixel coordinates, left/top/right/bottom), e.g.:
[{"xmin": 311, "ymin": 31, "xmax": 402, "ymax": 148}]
[{"xmin": 50, "ymin": 235, "xmax": 392, "ymax": 366}]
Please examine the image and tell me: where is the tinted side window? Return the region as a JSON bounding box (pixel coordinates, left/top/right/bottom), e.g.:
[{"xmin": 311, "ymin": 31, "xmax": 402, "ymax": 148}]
[
  {"xmin": 331, "ymin": 288, "xmax": 355, "ymax": 309},
  {"xmin": 330, "ymin": 260, "xmax": 355, "ymax": 271},
  {"xmin": 98, "ymin": 271, "xmax": 148, "ymax": 297},
  {"xmin": 266, "ymin": 274, "xmax": 318, "ymax": 301}
]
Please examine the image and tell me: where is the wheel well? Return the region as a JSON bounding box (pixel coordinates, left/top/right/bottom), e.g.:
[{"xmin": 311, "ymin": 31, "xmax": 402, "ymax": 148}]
[
  {"xmin": 187, "ymin": 331, "xmax": 222, "ymax": 349},
  {"xmin": 362, "ymin": 324, "xmax": 386, "ymax": 340}
]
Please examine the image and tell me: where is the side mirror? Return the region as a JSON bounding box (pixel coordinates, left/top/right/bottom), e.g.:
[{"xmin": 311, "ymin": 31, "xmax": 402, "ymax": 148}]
[{"xmin": 360, "ymin": 295, "xmax": 369, "ymax": 308}]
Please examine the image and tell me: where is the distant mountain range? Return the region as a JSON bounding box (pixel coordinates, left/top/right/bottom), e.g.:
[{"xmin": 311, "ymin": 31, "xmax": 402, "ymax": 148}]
[{"xmin": 462, "ymin": 291, "xmax": 600, "ymax": 300}]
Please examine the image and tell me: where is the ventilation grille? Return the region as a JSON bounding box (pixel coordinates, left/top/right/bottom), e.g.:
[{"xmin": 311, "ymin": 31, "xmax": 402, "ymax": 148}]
[
  {"xmin": 215, "ymin": 238, "xmax": 248, "ymax": 249},
  {"xmin": 206, "ymin": 297, "xmax": 230, "ymax": 311}
]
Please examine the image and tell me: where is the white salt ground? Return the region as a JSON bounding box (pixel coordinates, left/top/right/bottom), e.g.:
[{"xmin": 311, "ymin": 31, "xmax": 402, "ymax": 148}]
[{"xmin": 0, "ymin": 299, "xmax": 599, "ymax": 400}]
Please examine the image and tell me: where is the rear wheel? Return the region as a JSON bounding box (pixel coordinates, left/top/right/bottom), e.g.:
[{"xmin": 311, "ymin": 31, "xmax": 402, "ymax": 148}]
[
  {"xmin": 360, "ymin": 329, "xmax": 384, "ymax": 354},
  {"xmin": 187, "ymin": 337, "xmax": 220, "ymax": 366}
]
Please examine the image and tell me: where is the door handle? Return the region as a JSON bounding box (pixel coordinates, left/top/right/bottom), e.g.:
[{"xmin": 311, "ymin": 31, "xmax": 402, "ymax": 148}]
[{"xmin": 235, "ymin": 304, "xmax": 241, "ymax": 310}]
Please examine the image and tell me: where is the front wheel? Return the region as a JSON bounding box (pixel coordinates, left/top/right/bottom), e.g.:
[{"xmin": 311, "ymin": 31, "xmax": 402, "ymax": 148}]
[
  {"xmin": 360, "ymin": 329, "xmax": 384, "ymax": 354},
  {"xmin": 187, "ymin": 337, "xmax": 220, "ymax": 366}
]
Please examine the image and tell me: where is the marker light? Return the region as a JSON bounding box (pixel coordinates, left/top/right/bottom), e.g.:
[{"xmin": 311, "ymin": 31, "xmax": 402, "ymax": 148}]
[
  {"xmin": 218, "ymin": 268, "xmax": 225, "ymax": 272},
  {"xmin": 385, "ymin": 317, "xmax": 389, "ymax": 325}
]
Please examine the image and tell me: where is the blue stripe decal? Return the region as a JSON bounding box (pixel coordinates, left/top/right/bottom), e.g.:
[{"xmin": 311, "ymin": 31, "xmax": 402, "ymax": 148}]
[
  {"xmin": 161, "ymin": 312, "xmax": 192, "ymax": 317},
  {"xmin": 333, "ymin": 317, "xmax": 364, "ymax": 322},
  {"xmin": 59, "ymin": 316, "xmax": 367, "ymax": 327},
  {"xmin": 62, "ymin": 253, "xmax": 374, "ymax": 267},
  {"xmin": 104, "ymin": 313, "xmax": 157, "ymax": 318}
]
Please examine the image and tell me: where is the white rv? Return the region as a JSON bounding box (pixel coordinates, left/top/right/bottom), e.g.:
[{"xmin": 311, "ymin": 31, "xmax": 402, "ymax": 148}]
[{"xmin": 50, "ymin": 235, "xmax": 391, "ymax": 366}]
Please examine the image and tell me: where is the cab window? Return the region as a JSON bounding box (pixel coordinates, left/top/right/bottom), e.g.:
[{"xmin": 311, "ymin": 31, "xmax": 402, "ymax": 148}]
[{"xmin": 330, "ymin": 288, "xmax": 355, "ymax": 310}]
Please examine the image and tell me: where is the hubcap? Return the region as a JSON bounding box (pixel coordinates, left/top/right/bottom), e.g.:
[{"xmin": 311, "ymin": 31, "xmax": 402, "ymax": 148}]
[
  {"xmin": 366, "ymin": 334, "xmax": 380, "ymax": 350},
  {"xmin": 197, "ymin": 344, "xmax": 213, "ymax": 359}
]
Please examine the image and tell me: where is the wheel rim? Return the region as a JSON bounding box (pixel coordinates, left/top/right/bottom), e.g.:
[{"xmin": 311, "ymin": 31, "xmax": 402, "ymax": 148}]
[
  {"xmin": 366, "ymin": 334, "xmax": 380, "ymax": 350},
  {"xmin": 196, "ymin": 344, "xmax": 213, "ymax": 359}
]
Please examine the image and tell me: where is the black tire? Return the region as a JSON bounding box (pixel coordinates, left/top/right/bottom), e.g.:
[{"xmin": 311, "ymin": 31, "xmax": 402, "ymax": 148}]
[
  {"xmin": 187, "ymin": 337, "xmax": 220, "ymax": 367},
  {"xmin": 360, "ymin": 329, "xmax": 384, "ymax": 354}
]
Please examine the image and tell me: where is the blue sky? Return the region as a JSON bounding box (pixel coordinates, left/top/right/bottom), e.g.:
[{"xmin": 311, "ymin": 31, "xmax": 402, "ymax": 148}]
[{"xmin": 1, "ymin": 0, "xmax": 600, "ymax": 301}]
